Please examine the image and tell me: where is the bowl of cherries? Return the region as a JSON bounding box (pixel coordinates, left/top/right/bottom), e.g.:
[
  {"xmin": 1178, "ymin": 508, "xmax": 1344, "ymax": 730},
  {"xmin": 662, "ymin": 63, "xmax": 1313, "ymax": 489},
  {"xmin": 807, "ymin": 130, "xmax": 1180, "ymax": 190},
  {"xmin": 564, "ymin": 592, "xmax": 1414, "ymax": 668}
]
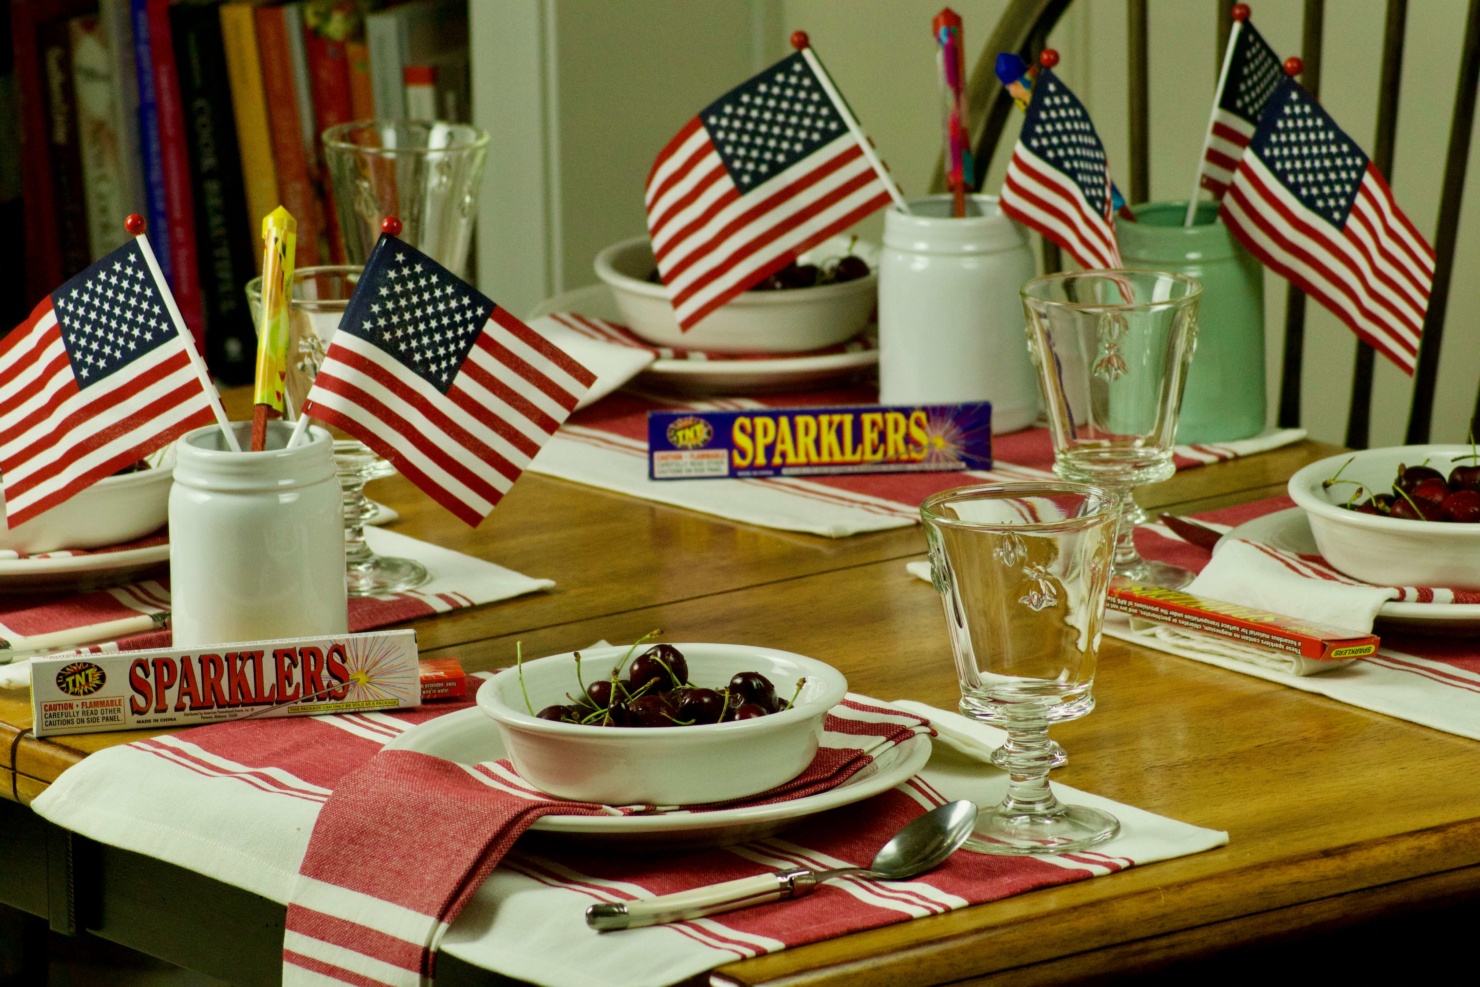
[
  {"xmin": 1288, "ymin": 445, "xmax": 1480, "ymax": 590},
  {"xmin": 593, "ymin": 234, "xmax": 877, "ymax": 354},
  {"xmin": 476, "ymin": 640, "xmax": 849, "ymax": 805}
]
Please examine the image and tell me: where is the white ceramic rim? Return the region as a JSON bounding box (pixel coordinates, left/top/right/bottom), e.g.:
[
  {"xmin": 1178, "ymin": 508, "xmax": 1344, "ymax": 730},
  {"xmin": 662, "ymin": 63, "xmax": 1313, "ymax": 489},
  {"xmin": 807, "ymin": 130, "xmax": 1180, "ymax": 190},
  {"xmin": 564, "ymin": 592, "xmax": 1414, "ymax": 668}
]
[
  {"xmin": 594, "ymin": 237, "xmax": 877, "ymax": 305},
  {"xmin": 1288, "ymin": 446, "xmax": 1480, "ymax": 532}
]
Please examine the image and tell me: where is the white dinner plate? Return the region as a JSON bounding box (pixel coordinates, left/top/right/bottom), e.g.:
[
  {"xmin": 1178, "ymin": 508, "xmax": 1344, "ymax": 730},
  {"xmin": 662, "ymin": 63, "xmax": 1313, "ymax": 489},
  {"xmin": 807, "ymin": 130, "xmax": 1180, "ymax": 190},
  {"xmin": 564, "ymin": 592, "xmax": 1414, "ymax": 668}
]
[
  {"xmin": 0, "ymin": 540, "xmax": 170, "ymax": 594},
  {"xmin": 1218, "ymin": 508, "xmax": 1480, "ymax": 632},
  {"xmin": 385, "ymin": 706, "xmax": 932, "ymax": 847},
  {"xmin": 529, "ymin": 284, "xmax": 878, "ymax": 395}
]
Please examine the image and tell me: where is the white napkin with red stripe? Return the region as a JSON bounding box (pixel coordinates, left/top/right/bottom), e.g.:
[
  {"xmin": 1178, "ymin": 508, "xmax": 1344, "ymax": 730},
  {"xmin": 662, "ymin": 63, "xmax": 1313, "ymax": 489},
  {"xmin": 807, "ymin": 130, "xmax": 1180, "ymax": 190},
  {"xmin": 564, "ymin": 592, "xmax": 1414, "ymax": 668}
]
[{"xmin": 282, "ymin": 697, "xmax": 931, "ymax": 985}]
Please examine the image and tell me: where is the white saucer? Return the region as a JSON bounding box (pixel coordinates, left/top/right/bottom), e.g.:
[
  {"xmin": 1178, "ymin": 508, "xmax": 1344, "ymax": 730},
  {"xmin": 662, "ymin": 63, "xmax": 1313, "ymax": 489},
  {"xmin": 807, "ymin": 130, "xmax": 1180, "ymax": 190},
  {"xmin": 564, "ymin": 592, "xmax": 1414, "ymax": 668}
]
[
  {"xmin": 1219, "ymin": 509, "xmax": 1480, "ymax": 632},
  {"xmin": 385, "ymin": 707, "xmax": 931, "ymax": 846},
  {"xmin": 0, "ymin": 541, "xmax": 170, "ymax": 594},
  {"xmin": 530, "ymin": 285, "xmax": 878, "ymax": 395}
]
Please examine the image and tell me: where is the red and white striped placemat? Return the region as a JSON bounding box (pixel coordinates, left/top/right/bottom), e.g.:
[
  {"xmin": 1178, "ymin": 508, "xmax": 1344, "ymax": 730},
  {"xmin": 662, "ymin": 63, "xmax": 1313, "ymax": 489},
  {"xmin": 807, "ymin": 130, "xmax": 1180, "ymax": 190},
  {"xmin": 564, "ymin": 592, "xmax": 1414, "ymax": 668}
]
[
  {"xmin": 30, "ymin": 686, "xmax": 1225, "ymax": 987},
  {"xmin": 532, "ymin": 384, "xmax": 1306, "ymax": 537}
]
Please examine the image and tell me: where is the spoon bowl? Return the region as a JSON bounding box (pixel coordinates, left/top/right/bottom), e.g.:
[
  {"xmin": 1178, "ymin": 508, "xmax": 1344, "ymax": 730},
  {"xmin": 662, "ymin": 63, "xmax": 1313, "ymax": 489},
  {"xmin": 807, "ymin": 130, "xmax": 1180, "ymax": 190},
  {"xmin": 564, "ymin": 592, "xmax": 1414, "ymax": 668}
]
[{"xmin": 586, "ymin": 800, "xmax": 978, "ymax": 931}]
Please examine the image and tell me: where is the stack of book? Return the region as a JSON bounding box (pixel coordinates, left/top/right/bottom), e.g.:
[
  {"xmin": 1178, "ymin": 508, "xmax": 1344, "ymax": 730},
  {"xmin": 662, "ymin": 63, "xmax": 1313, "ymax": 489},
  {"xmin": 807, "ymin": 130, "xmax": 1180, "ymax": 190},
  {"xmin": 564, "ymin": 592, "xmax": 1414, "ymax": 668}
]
[{"xmin": 7, "ymin": 0, "xmax": 470, "ymax": 385}]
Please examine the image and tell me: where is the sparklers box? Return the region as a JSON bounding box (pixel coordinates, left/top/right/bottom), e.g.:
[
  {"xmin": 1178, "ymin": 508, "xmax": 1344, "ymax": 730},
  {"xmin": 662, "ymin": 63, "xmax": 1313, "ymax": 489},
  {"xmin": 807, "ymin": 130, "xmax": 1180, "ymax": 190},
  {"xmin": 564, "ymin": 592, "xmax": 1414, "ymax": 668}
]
[
  {"xmin": 30, "ymin": 630, "xmax": 421, "ymax": 737},
  {"xmin": 647, "ymin": 402, "xmax": 993, "ymax": 480}
]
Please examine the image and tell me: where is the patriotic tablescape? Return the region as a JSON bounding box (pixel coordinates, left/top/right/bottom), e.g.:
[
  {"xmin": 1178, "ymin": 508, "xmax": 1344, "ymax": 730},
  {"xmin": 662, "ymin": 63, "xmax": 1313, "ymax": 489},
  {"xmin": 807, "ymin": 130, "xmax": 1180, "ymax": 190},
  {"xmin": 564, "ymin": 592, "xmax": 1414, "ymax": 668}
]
[
  {"xmin": 1218, "ymin": 75, "xmax": 1435, "ymax": 374},
  {"xmin": 27, "ymin": 681, "xmax": 1226, "ymax": 987},
  {"xmin": 646, "ymin": 32, "xmax": 906, "ymax": 333},
  {"xmin": 0, "ymin": 226, "xmax": 232, "ymax": 528},
  {"xmin": 298, "ymin": 230, "xmax": 597, "ymax": 526},
  {"xmin": 998, "ymin": 50, "xmax": 1124, "ymax": 270},
  {"xmin": 1186, "ymin": 3, "xmax": 1285, "ymax": 213}
]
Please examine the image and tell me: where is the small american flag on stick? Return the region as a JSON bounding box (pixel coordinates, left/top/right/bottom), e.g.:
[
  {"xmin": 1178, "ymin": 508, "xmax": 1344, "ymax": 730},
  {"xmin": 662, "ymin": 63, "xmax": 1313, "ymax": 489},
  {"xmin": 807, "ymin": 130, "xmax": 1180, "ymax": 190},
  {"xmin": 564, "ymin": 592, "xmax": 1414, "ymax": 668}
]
[
  {"xmin": 0, "ymin": 236, "xmax": 216, "ymax": 527},
  {"xmin": 646, "ymin": 35, "xmax": 902, "ymax": 333},
  {"xmin": 1219, "ymin": 77, "xmax": 1434, "ymax": 374},
  {"xmin": 300, "ymin": 235, "xmax": 596, "ymax": 526},
  {"xmin": 999, "ymin": 62, "xmax": 1122, "ymax": 270},
  {"xmin": 1194, "ymin": 9, "xmax": 1284, "ymax": 201}
]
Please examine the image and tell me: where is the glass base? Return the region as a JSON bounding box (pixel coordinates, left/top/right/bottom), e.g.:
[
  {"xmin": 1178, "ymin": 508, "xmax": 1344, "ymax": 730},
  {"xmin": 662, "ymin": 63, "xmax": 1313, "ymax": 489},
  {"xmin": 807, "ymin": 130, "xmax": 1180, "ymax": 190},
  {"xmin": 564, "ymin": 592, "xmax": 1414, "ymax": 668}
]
[
  {"xmin": 965, "ymin": 803, "xmax": 1121, "ymax": 855},
  {"xmin": 991, "ymin": 740, "xmax": 1067, "ymax": 770},
  {"xmin": 346, "ymin": 554, "xmax": 429, "ymax": 597},
  {"xmin": 1113, "ymin": 558, "xmax": 1194, "ymax": 590}
]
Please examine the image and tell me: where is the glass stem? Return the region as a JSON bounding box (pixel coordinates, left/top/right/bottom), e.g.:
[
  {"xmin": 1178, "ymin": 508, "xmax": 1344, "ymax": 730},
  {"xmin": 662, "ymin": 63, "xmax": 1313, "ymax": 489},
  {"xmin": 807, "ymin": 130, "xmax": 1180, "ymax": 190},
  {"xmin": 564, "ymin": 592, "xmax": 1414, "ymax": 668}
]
[
  {"xmin": 1107, "ymin": 485, "xmax": 1141, "ymax": 575},
  {"xmin": 340, "ymin": 470, "xmax": 375, "ymax": 567},
  {"xmin": 998, "ymin": 717, "xmax": 1063, "ymax": 817}
]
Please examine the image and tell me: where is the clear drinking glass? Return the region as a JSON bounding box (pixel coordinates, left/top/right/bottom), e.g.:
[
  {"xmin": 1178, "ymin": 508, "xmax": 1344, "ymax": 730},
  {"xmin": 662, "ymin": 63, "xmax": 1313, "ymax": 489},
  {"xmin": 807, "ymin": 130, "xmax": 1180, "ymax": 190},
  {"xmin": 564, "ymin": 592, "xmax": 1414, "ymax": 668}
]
[
  {"xmin": 922, "ymin": 481, "xmax": 1120, "ymax": 854},
  {"xmin": 1021, "ymin": 270, "xmax": 1201, "ymax": 589},
  {"xmin": 322, "ymin": 120, "xmax": 489, "ymax": 280},
  {"xmin": 245, "ymin": 266, "xmax": 429, "ymax": 597}
]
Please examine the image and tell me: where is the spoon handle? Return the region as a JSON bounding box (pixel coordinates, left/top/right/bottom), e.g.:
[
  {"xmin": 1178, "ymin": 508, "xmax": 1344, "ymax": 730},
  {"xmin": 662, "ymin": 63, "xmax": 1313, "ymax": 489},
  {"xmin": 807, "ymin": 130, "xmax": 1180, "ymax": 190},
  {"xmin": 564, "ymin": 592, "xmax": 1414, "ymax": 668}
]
[{"xmin": 586, "ymin": 866, "xmax": 824, "ymax": 931}]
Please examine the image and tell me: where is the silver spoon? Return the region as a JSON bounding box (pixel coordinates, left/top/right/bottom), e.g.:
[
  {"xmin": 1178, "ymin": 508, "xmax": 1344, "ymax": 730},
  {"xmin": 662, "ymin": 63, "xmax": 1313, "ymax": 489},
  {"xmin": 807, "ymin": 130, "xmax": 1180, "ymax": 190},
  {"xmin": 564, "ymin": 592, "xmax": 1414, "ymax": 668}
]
[{"xmin": 585, "ymin": 799, "xmax": 978, "ymax": 931}]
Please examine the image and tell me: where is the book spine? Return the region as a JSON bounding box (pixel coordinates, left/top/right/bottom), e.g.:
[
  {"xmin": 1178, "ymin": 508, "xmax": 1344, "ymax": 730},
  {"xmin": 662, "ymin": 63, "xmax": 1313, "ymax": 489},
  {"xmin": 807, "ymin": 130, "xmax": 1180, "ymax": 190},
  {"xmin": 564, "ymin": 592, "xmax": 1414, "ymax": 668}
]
[
  {"xmin": 145, "ymin": 0, "xmax": 204, "ymax": 355},
  {"xmin": 254, "ymin": 3, "xmax": 321, "ymax": 268},
  {"xmin": 171, "ymin": 0, "xmax": 258, "ymax": 386},
  {"xmin": 364, "ymin": 9, "xmax": 405, "ymax": 120},
  {"xmin": 128, "ymin": 0, "xmax": 172, "ymax": 283},
  {"xmin": 40, "ymin": 16, "xmax": 93, "ymax": 278},
  {"xmin": 346, "ymin": 38, "xmax": 374, "ymax": 120},
  {"xmin": 69, "ymin": 14, "xmax": 129, "ymax": 259},
  {"xmin": 219, "ymin": 1, "xmax": 280, "ymax": 263},
  {"xmin": 303, "ymin": 11, "xmax": 353, "ymax": 264},
  {"xmin": 98, "ymin": 0, "xmax": 146, "ymax": 221}
]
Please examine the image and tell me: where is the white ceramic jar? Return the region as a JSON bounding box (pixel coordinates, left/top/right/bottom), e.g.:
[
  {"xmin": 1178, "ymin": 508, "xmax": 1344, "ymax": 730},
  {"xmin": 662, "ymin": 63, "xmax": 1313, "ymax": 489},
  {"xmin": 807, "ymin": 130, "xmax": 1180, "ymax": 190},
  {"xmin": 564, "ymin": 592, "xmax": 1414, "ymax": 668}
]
[
  {"xmin": 169, "ymin": 420, "xmax": 347, "ymax": 648},
  {"xmin": 878, "ymin": 194, "xmax": 1039, "ymax": 433}
]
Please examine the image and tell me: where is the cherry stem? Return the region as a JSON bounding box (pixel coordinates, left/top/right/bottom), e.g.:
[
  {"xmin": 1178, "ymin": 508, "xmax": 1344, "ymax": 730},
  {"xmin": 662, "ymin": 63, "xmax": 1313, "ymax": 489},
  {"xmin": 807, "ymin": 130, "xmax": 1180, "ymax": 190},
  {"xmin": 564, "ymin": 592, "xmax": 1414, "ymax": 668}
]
[
  {"xmin": 515, "ymin": 642, "xmax": 534, "ymax": 715},
  {"xmin": 781, "ymin": 677, "xmax": 807, "ymax": 711}
]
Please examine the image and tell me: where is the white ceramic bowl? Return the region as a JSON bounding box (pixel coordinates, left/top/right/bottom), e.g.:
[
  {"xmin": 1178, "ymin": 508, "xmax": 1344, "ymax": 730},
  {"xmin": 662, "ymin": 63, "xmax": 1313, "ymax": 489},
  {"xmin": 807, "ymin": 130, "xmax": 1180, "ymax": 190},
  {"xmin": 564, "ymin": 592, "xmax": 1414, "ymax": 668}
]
[
  {"xmin": 0, "ymin": 449, "xmax": 173, "ymax": 554},
  {"xmin": 593, "ymin": 236, "xmax": 877, "ymax": 354},
  {"xmin": 1287, "ymin": 445, "xmax": 1480, "ymax": 590},
  {"xmin": 477, "ymin": 643, "xmax": 849, "ymax": 805}
]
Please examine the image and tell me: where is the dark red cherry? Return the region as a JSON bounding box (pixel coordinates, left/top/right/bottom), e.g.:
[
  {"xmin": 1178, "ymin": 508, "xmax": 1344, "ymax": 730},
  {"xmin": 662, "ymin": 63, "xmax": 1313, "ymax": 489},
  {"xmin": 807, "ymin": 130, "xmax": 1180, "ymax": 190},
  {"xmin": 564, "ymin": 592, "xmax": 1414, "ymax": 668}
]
[
  {"xmin": 831, "ymin": 255, "xmax": 870, "ymax": 282},
  {"xmin": 1390, "ymin": 497, "xmax": 1441, "ymax": 521},
  {"xmin": 586, "ymin": 679, "xmax": 615, "ymax": 708},
  {"xmin": 1450, "ymin": 464, "xmax": 1480, "ymax": 493},
  {"xmin": 1410, "ymin": 476, "xmax": 1453, "ymax": 508},
  {"xmin": 1395, "ymin": 463, "xmax": 1445, "ymax": 495},
  {"xmin": 536, "ymin": 704, "xmax": 575, "ymax": 722},
  {"xmin": 627, "ymin": 693, "xmax": 677, "ymax": 727},
  {"xmin": 1441, "ymin": 489, "xmax": 1480, "ymax": 523},
  {"xmin": 733, "ymin": 702, "xmax": 769, "ymax": 720},
  {"xmin": 628, "ymin": 645, "xmax": 688, "ymax": 693},
  {"xmin": 678, "ymin": 688, "xmax": 726, "ymax": 725},
  {"xmin": 727, "ymin": 671, "xmax": 775, "ymax": 709}
]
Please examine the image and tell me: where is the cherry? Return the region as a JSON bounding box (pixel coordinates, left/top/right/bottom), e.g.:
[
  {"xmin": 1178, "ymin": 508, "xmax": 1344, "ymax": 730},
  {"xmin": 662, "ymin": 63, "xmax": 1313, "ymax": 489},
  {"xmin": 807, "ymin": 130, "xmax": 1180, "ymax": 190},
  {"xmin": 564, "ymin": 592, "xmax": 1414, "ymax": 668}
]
[
  {"xmin": 1390, "ymin": 496, "xmax": 1442, "ymax": 521},
  {"xmin": 678, "ymin": 688, "xmax": 726, "ymax": 725},
  {"xmin": 627, "ymin": 693, "xmax": 677, "ymax": 727},
  {"xmin": 628, "ymin": 645, "xmax": 687, "ymax": 693},
  {"xmin": 1410, "ymin": 476, "xmax": 1453, "ymax": 508},
  {"xmin": 1395, "ymin": 463, "xmax": 1445, "ymax": 495},
  {"xmin": 728, "ymin": 671, "xmax": 776, "ymax": 709},
  {"xmin": 1442, "ymin": 489, "xmax": 1480, "ymax": 523},
  {"xmin": 1450, "ymin": 464, "xmax": 1480, "ymax": 493},
  {"xmin": 536, "ymin": 704, "xmax": 575, "ymax": 722},
  {"xmin": 733, "ymin": 702, "xmax": 769, "ymax": 720},
  {"xmin": 831, "ymin": 255, "xmax": 870, "ymax": 282},
  {"xmin": 586, "ymin": 680, "xmax": 615, "ymax": 708}
]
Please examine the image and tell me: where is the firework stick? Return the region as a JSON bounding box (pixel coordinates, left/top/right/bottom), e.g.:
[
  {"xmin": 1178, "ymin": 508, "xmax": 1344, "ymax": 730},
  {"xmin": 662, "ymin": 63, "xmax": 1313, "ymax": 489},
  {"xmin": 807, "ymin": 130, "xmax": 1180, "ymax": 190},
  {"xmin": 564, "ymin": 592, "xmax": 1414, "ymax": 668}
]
[{"xmin": 252, "ymin": 206, "xmax": 297, "ymax": 451}]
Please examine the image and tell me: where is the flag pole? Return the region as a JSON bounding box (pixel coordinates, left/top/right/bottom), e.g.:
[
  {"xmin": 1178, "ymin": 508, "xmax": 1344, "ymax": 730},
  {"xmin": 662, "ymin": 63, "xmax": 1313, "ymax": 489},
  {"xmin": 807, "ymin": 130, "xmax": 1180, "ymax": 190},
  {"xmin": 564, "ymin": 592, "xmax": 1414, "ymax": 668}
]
[
  {"xmin": 1184, "ymin": 10, "xmax": 1247, "ymax": 227},
  {"xmin": 793, "ymin": 32, "xmax": 912, "ymax": 214},
  {"xmin": 126, "ymin": 214, "xmax": 242, "ymax": 452}
]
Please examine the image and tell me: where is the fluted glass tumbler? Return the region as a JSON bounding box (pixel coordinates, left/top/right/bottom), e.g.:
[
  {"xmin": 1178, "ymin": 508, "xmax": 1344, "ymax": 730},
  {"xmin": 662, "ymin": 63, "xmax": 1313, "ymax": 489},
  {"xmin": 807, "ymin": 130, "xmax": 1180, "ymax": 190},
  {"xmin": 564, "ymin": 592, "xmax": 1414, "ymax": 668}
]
[
  {"xmin": 922, "ymin": 482, "xmax": 1119, "ymax": 854},
  {"xmin": 1021, "ymin": 271, "xmax": 1201, "ymax": 589},
  {"xmin": 323, "ymin": 120, "xmax": 489, "ymax": 280},
  {"xmin": 245, "ymin": 266, "xmax": 429, "ymax": 596}
]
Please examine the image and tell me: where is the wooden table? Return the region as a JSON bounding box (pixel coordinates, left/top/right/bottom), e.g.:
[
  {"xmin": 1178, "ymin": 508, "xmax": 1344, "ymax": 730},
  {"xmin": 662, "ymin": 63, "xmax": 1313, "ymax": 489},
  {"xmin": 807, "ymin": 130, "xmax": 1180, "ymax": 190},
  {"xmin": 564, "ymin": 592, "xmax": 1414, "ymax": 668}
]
[{"xmin": 5, "ymin": 424, "xmax": 1480, "ymax": 985}]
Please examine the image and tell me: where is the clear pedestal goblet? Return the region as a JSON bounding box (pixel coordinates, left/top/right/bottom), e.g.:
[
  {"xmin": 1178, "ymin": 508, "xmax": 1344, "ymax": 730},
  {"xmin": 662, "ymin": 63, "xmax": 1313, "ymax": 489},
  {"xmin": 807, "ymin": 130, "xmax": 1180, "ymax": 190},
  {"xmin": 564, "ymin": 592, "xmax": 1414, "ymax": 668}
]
[
  {"xmin": 245, "ymin": 266, "xmax": 429, "ymax": 596},
  {"xmin": 1021, "ymin": 270, "xmax": 1202, "ymax": 589},
  {"xmin": 921, "ymin": 482, "xmax": 1120, "ymax": 854}
]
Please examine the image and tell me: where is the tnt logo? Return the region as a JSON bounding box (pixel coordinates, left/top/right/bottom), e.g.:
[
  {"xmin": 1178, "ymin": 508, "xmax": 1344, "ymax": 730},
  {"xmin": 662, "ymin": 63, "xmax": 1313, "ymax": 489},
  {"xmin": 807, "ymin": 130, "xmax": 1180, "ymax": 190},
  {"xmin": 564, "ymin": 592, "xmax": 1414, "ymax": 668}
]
[
  {"xmin": 56, "ymin": 661, "xmax": 106, "ymax": 697},
  {"xmin": 666, "ymin": 416, "xmax": 714, "ymax": 449}
]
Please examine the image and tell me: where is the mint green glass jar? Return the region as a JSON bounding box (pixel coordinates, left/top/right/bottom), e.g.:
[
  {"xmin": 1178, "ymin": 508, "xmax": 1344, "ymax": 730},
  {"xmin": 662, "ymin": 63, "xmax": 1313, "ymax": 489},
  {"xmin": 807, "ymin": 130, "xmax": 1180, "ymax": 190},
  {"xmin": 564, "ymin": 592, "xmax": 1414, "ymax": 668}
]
[{"xmin": 1116, "ymin": 201, "xmax": 1266, "ymax": 444}]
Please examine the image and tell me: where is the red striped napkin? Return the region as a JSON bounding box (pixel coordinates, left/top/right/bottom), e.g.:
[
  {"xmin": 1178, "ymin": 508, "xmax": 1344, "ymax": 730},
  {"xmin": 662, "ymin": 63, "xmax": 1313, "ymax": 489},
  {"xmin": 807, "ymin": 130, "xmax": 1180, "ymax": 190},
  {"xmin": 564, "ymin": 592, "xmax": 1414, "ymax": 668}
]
[
  {"xmin": 282, "ymin": 697, "xmax": 931, "ymax": 985},
  {"xmin": 1120, "ymin": 496, "xmax": 1480, "ymax": 739}
]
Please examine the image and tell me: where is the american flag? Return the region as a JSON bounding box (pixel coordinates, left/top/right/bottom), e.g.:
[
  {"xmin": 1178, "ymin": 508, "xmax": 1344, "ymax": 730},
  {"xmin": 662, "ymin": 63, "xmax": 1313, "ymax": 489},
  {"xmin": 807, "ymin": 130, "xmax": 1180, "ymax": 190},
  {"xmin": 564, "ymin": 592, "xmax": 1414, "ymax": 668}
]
[
  {"xmin": 1219, "ymin": 78, "xmax": 1433, "ymax": 375},
  {"xmin": 1000, "ymin": 67, "xmax": 1122, "ymax": 270},
  {"xmin": 0, "ymin": 238, "xmax": 215, "ymax": 527},
  {"xmin": 646, "ymin": 50, "xmax": 895, "ymax": 332},
  {"xmin": 300, "ymin": 236, "xmax": 596, "ymax": 526},
  {"xmin": 1196, "ymin": 18, "xmax": 1283, "ymax": 199}
]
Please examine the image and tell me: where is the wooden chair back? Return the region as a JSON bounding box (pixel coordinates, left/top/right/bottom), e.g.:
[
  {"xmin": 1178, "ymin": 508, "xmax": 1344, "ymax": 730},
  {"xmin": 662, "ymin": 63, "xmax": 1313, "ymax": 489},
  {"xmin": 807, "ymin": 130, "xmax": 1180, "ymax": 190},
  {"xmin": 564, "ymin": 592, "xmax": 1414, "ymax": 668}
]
[{"xmin": 950, "ymin": 0, "xmax": 1480, "ymax": 446}]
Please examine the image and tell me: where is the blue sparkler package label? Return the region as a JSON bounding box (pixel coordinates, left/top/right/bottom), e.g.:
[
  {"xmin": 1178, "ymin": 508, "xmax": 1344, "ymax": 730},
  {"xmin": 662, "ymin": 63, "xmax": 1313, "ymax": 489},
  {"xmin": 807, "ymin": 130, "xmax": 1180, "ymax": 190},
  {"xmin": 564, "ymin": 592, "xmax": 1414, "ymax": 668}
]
[
  {"xmin": 29, "ymin": 630, "xmax": 420, "ymax": 737},
  {"xmin": 647, "ymin": 403, "xmax": 993, "ymax": 480}
]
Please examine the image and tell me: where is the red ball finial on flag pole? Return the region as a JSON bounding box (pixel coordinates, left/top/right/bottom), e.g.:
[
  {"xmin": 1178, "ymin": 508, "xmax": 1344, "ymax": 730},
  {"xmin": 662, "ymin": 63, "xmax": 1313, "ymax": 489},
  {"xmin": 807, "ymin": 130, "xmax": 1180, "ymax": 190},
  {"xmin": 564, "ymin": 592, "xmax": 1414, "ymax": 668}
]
[
  {"xmin": 790, "ymin": 31, "xmax": 809, "ymax": 51},
  {"xmin": 124, "ymin": 213, "xmax": 147, "ymax": 236},
  {"xmin": 1231, "ymin": 4, "xmax": 1251, "ymax": 22},
  {"xmin": 1039, "ymin": 48, "xmax": 1059, "ymax": 69},
  {"xmin": 1284, "ymin": 56, "xmax": 1303, "ymax": 77},
  {"xmin": 381, "ymin": 216, "xmax": 403, "ymax": 236}
]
